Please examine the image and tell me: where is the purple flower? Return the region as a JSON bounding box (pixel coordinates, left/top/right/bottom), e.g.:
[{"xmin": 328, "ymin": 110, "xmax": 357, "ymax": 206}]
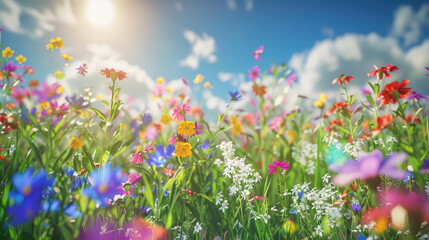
[
  {"xmin": 407, "ymin": 91, "xmax": 429, "ymax": 102},
  {"xmin": 361, "ymin": 88, "xmax": 372, "ymax": 96},
  {"xmin": 352, "ymin": 203, "xmax": 361, "ymax": 212},
  {"xmin": 403, "ymin": 172, "xmax": 414, "ymax": 184},
  {"xmin": 66, "ymin": 94, "xmax": 90, "ymax": 110},
  {"xmin": 141, "ymin": 113, "xmax": 152, "ymax": 125},
  {"xmin": 332, "ymin": 150, "xmax": 407, "ymax": 187},
  {"xmin": 33, "ymin": 82, "xmax": 63, "ymax": 102},
  {"xmin": 420, "ymin": 160, "xmax": 429, "ymax": 174},
  {"xmin": 2, "ymin": 62, "xmax": 18, "ymax": 73},
  {"xmin": 247, "ymin": 65, "xmax": 261, "ymax": 81}
]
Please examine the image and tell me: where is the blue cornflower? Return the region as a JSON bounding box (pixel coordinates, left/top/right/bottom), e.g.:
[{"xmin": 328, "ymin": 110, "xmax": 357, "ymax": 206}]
[
  {"xmin": 146, "ymin": 144, "xmax": 175, "ymax": 167},
  {"xmin": 197, "ymin": 141, "xmax": 210, "ymax": 150},
  {"xmin": 82, "ymin": 165, "xmax": 125, "ymax": 206},
  {"xmin": 351, "ymin": 203, "xmax": 361, "ymax": 212},
  {"xmin": 7, "ymin": 168, "xmax": 50, "ymax": 225},
  {"xmin": 228, "ymin": 89, "xmax": 242, "ymax": 102},
  {"xmin": 403, "ymin": 172, "xmax": 414, "ymax": 184},
  {"xmin": 42, "ymin": 200, "xmax": 81, "ymax": 219}
]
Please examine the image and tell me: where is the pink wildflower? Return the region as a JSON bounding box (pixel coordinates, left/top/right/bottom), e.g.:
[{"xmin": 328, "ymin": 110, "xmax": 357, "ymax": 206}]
[
  {"xmin": 247, "ymin": 65, "xmax": 261, "ymax": 81},
  {"xmin": 76, "ymin": 64, "xmax": 88, "ymax": 76},
  {"xmin": 252, "ymin": 46, "xmax": 264, "ymax": 61},
  {"xmin": 268, "ymin": 160, "xmax": 289, "ymax": 175},
  {"xmin": 129, "ymin": 152, "xmax": 144, "ymax": 165},
  {"xmin": 172, "ymin": 103, "xmax": 191, "ymax": 120}
]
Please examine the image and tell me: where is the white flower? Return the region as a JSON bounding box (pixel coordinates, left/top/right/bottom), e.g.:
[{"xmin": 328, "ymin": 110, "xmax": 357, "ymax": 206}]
[
  {"xmin": 193, "ymin": 222, "xmax": 202, "ymax": 234},
  {"xmin": 314, "ymin": 225, "xmax": 324, "ymax": 237},
  {"xmin": 220, "ymin": 200, "xmax": 229, "ymax": 213},
  {"xmin": 322, "ymin": 173, "xmax": 331, "ymax": 183}
]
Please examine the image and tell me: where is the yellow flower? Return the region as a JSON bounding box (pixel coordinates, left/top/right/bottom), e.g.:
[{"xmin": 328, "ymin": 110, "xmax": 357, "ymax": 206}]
[
  {"xmin": 2, "ymin": 47, "xmax": 14, "ymax": 58},
  {"xmin": 177, "ymin": 121, "xmax": 196, "ymax": 136},
  {"xmin": 156, "ymin": 77, "xmax": 165, "ymax": 84},
  {"xmin": 283, "ymin": 219, "xmax": 297, "ymax": 234},
  {"xmin": 46, "ymin": 43, "xmax": 53, "ymax": 50},
  {"xmin": 314, "ymin": 93, "xmax": 328, "ymax": 108},
  {"xmin": 62, "ymin": 53, "xmax": 73, "ymax": 61},
  {"xmin": 160, "ymin": 114, "xmax": 172, "ymax": 125},
  {"xmin": 203, "ymin": 82, "xmax": 213, "ymax": 88},
  {"xmin": 193, "ymin": 74, "xmax": 203, "ymax": 84},
  {"xmin": 15, "ymin": 55, "xmax": 26, "ymax": 64},
  {"xmin": 174, "ymin": 142, "xmax": 192, "ymax": 158},
  {"xmin": 285, "ymin": 130, "xmax": 296, "ymax": 144},
  {"xmin": 69, "ymin": 136, "xmax": 84, "ymax": 150},
  {"xmin": 54, "ymin": 71, "xmax": 63, "ymax": 78},
  {"xmin": 49, "ymin": 37, "xmax": 64, "ymax": 49},
  {"xmin": 166, "ymin": 87, "xmax": 174, "ymax": 93},
  {"xmin": 230, "ymin": 115, "xmax": 242, "ymax": 135},
  {"xmin": 0, "ymin": 72, "xmax": 3, "ymax": 80},
  {"xmin": 139, "ymin": 130, "xmax": 145, "ymax": 139}
]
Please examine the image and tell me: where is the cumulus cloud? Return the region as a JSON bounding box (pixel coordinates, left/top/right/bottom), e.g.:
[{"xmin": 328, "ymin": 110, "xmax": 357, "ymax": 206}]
[
  {"xmin": 180, "ymin": 30, "xmax": 217, "ymax": 70},
  {"xmin": 226, "ymin": 0, "xmax": 254, "ymax": 11},
  {"xmin": 391, "ymin": 3, "xmax": 429, "ymax": 47},
  {"xmin": 46, "ymin": 43, "xmax": 156, "ymax": 116},
  {"xmin": 218, "ymin": 72, "xmax": 245, "ymax": 86},
  {"xmin": 287, "ymin": 4, "xmax": 429, "ymax": 103},
  {"xmin": 322, "ymin": 27, "xmax": 334, "ymax": 38},
  {"xmin": 0, "ymin": 0, "xmax": 76, "ymax": 38},
  {"xmin": 202, "ymin": 90, "xmax": 227, "ymax": 113}
]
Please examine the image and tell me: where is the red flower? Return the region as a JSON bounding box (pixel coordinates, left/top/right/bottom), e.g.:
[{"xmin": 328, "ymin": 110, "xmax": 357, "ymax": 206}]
[
  {"xmin": 252, "ymin": 85, "xmax": 267, "ymax": 96},
  {"xmin": 367, "ymin": 64, "xmax": 399, "ymax": 80},
  {"xmin": 332, "ymin": 74, "xmax": 354, "ymax": 85},
  {"xmin": 326, "ymin": 101, "xmax": 349, "ymax": 115},
  {"xmin": 378, "ymin": 79, "xmax": 411, "ymax": 105},
  {"xmin": 100, "ymin": 68, "xmax": 128, "ymax": 80}
]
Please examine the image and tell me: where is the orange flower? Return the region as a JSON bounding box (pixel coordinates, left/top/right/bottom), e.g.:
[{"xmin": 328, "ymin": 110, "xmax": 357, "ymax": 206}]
[
  {"xmin": 252, "ymin": 85, "xmax": 266, "ymax": 96},
  {"xmin": 29, "ymin": 80, "xmax": 39, "ymax": 88},
  {"xmin": 100, "ymin": 68, "xmax": 128, "ymax": 81},
  {"xmin": 378, "ymin": 79, "xmax": 411, "ymax": 105}
]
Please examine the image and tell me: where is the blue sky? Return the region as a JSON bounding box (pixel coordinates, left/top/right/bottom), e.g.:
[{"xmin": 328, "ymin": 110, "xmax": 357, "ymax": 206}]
[{"xmin": 1, "ymin": 0, "xmax": 428, "ymax": 115}]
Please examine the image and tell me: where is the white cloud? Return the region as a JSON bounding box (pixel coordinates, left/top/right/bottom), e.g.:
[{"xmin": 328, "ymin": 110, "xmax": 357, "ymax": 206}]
[
  {"xmin": 0, "ymin": 0, "xmax": 76, "ymax": 38},
  {"xmin": 218, "ymin": 72, "xmax": 245, "ymax": 86},
  {"xmin": 322, "ymin": 27, "xmax": 334, "ymax": 37},
  {"xmin": 175, "ymin": 2, "xmax": 183, "ymax": 12},
  {"xmin": 47, "ymin": 43, "xmax": 156, "ymax": 116},
  {"xmin": 391, "ymin": 4, "xmax": 429, "ymax": 47},
  {"xmin": 180, "ymin": 30, "xmax": 217, "ymax": 70},
  {"xmin": 202, "ymin": 90, "xmax": 227, "ymax": 113},
  {"xmin": 226, "ymin": 0, "xmax": 254, "ymax": 11}
]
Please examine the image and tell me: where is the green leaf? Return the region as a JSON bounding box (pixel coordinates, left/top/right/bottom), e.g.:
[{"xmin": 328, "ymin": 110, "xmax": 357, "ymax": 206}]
[
  {"xmin": 141, "ymin": 174, "xmax": 155, "ymax": 211},
  {"xmin": 336, "ymin": 125, "xmax": 351, "ymax": 135},
  {"xmin": 89, "ymin": 108, "xmax": 108, "ymax": 122},
  {"xmin": 374, "ymin": 83, "xmax": 380, "ymax": 95},
  {"xmin": 110, "ymin": 141, "xmax": 123, "ymax": 156},
  {"xmin": 399, "ymin": 142, "xmax": 413, "ymax": 154},
  {"xmin": 113, "ymin": 88, "xmax": 121, "ymax": 100},
  {"xmin": 101, "ymin": 100, "xmax": 109, "ymax": 107},
  {"xmin": 365, "ymin": 94, "xmax": 375, "ymax": 107}
]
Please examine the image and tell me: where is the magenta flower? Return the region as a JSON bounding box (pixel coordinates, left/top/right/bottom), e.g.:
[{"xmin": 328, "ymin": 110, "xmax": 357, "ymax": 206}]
[
  {"xmin": 33, "ymin": 82, "xmax": 63, "ymax": 102},
  {"xmin": 249, "ymin": 194, "xmax": 264, "ymax": 202},
  {"xmin": 332, "ymin": 150, "xmax": 407, "ymax": 187},
  {"xmin": 182, "ymin": 77, "xmax": 188, "ymax": 86},
  {"xmin": 247, "ymin": 65, "xmax": 261, "ymax": 81},
  {"xmin": 268, "ymin": 160, "xmax": 290, "ymax": 175},
  {"xmin": 190, "ymin": 121, "xmax": 203, "ymax": 138},
  {"xmin": 11, "ymin": 87, "xmax": 30, "ymax": 104},
  {"xmin": 172, "ymin": 103, "xmax": 191, "ymax": 120},
  {"xmin": 252, "ymin": 45, "xmax": 264, "ymax": 61},
  {"xmin": 287, "ymin": 73, "xmax": 296, "ymax": 84},
  {"xmin": 76, "ymin": 64, "xmax": 88, "ymax": 76},
  {"xmin": 129, "ymin": 152, "xmax": 144, "ymax": 165},
  {"xmin": 143, "ymin": 143, "xmax": 154, "ymax": 152},
  {"xmin": 425, "ymin": 67, "xmax": 429, "ymax": 76}
]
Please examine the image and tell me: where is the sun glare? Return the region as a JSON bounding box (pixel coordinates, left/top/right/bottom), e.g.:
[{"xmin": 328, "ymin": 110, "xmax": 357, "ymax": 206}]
[{"xmin": 85, "ymin": 0, "xmax": 115, "ymax": 27}]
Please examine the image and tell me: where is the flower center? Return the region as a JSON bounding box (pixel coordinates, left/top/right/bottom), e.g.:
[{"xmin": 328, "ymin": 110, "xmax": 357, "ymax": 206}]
[
  {"xmin": 23, "ymin": 186, "xmax": 32, "ymax": 196},
  {"xmin": 98, "ymin": 184, "xmax": 108, "ymax": 194}
]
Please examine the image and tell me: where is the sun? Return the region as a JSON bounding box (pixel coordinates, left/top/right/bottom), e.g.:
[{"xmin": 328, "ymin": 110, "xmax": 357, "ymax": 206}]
[{"xmin": 85, "ymin": 0, "xmax": 115, "ymax": 28}]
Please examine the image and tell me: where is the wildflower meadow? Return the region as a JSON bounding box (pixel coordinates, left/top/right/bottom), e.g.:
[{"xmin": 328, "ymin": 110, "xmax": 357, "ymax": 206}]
[{"xmin": 1, "ymin": 2, "xmax": 429, "ymax": 240}]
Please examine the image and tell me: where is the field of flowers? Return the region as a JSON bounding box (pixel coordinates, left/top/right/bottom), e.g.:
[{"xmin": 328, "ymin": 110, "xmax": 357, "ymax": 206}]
[{"xmin": 1, "ymin": 34, "xmax": 429, "ymax": 240}]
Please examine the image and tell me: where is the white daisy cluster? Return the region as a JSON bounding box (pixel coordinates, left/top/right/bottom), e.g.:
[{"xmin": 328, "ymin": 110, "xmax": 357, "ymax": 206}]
[
  {"xmin": 374, "ymin": 137, "xmax": 398, "ymax": 152},
  {"xmin": 322, "ymin": 131, "xmax": 341, "ymax": 146},
  {"xmin": 343, "ymin": 139, "xmax": 366, "ymax": 159},
  {"xmin": 287, "ymin": 183, "xmax": 346, "ymax": 222},
  {"xmin": 217, "ymin": 141, "xmax": 262, "ymax": 200}
]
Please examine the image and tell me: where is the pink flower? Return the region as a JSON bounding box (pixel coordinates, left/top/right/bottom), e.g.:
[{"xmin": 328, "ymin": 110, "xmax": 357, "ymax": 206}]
[
  {"xmin": 129, "ymin": 152, "xmax": 144, "ymax": 165},
  {"xmin": 249, "ymin": 194, "xmax": 264, "ymax": 202},
  {"xmin": 76, "ymin": 64, "xmax": 88, "ymax": 76},
  {"xmin": 11, "ymin": 87, "xmax": 30, "ymax": 104},
  {"xmin": 168, "ymin": 136, "xmax": 177, "ymax": 144},
  {"xmin": 145, "ymin": 126, "xmax": 158, "ymax": 141},
  {"xmin": 247, "ymin": 65, "xmax": 261, "ymax": 81},
  {"xmin": 249, "ymin": 97, "xmax": 257, "ymax": 108},
  {"xmin": 144, "ymin": 143, "xmax": 154, "ymax": 152},
  {"xmin": 269, "ymin": 117, "xmax": 283, "ymax": 131},
  {"xmin": 152, "ymin": 84, "xmax": 163, "ymax": 97},
  {"xmin": 172, "ymin": 103, "xmax": 191, "ymax": 120},
  {"xmin": 252, "ymin": 46, "xmax": 264, "ymax": 61},
  {"xmin": 182, "ymin": 77, "xmax": 188, "ymax": 86},
  {"xmin": 268, "ymin": 160, "xmax": 289, "ymax": 175},
  {"xmin": 287, "ymin": 73, "xmax": 296, "ymax": 84}
]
